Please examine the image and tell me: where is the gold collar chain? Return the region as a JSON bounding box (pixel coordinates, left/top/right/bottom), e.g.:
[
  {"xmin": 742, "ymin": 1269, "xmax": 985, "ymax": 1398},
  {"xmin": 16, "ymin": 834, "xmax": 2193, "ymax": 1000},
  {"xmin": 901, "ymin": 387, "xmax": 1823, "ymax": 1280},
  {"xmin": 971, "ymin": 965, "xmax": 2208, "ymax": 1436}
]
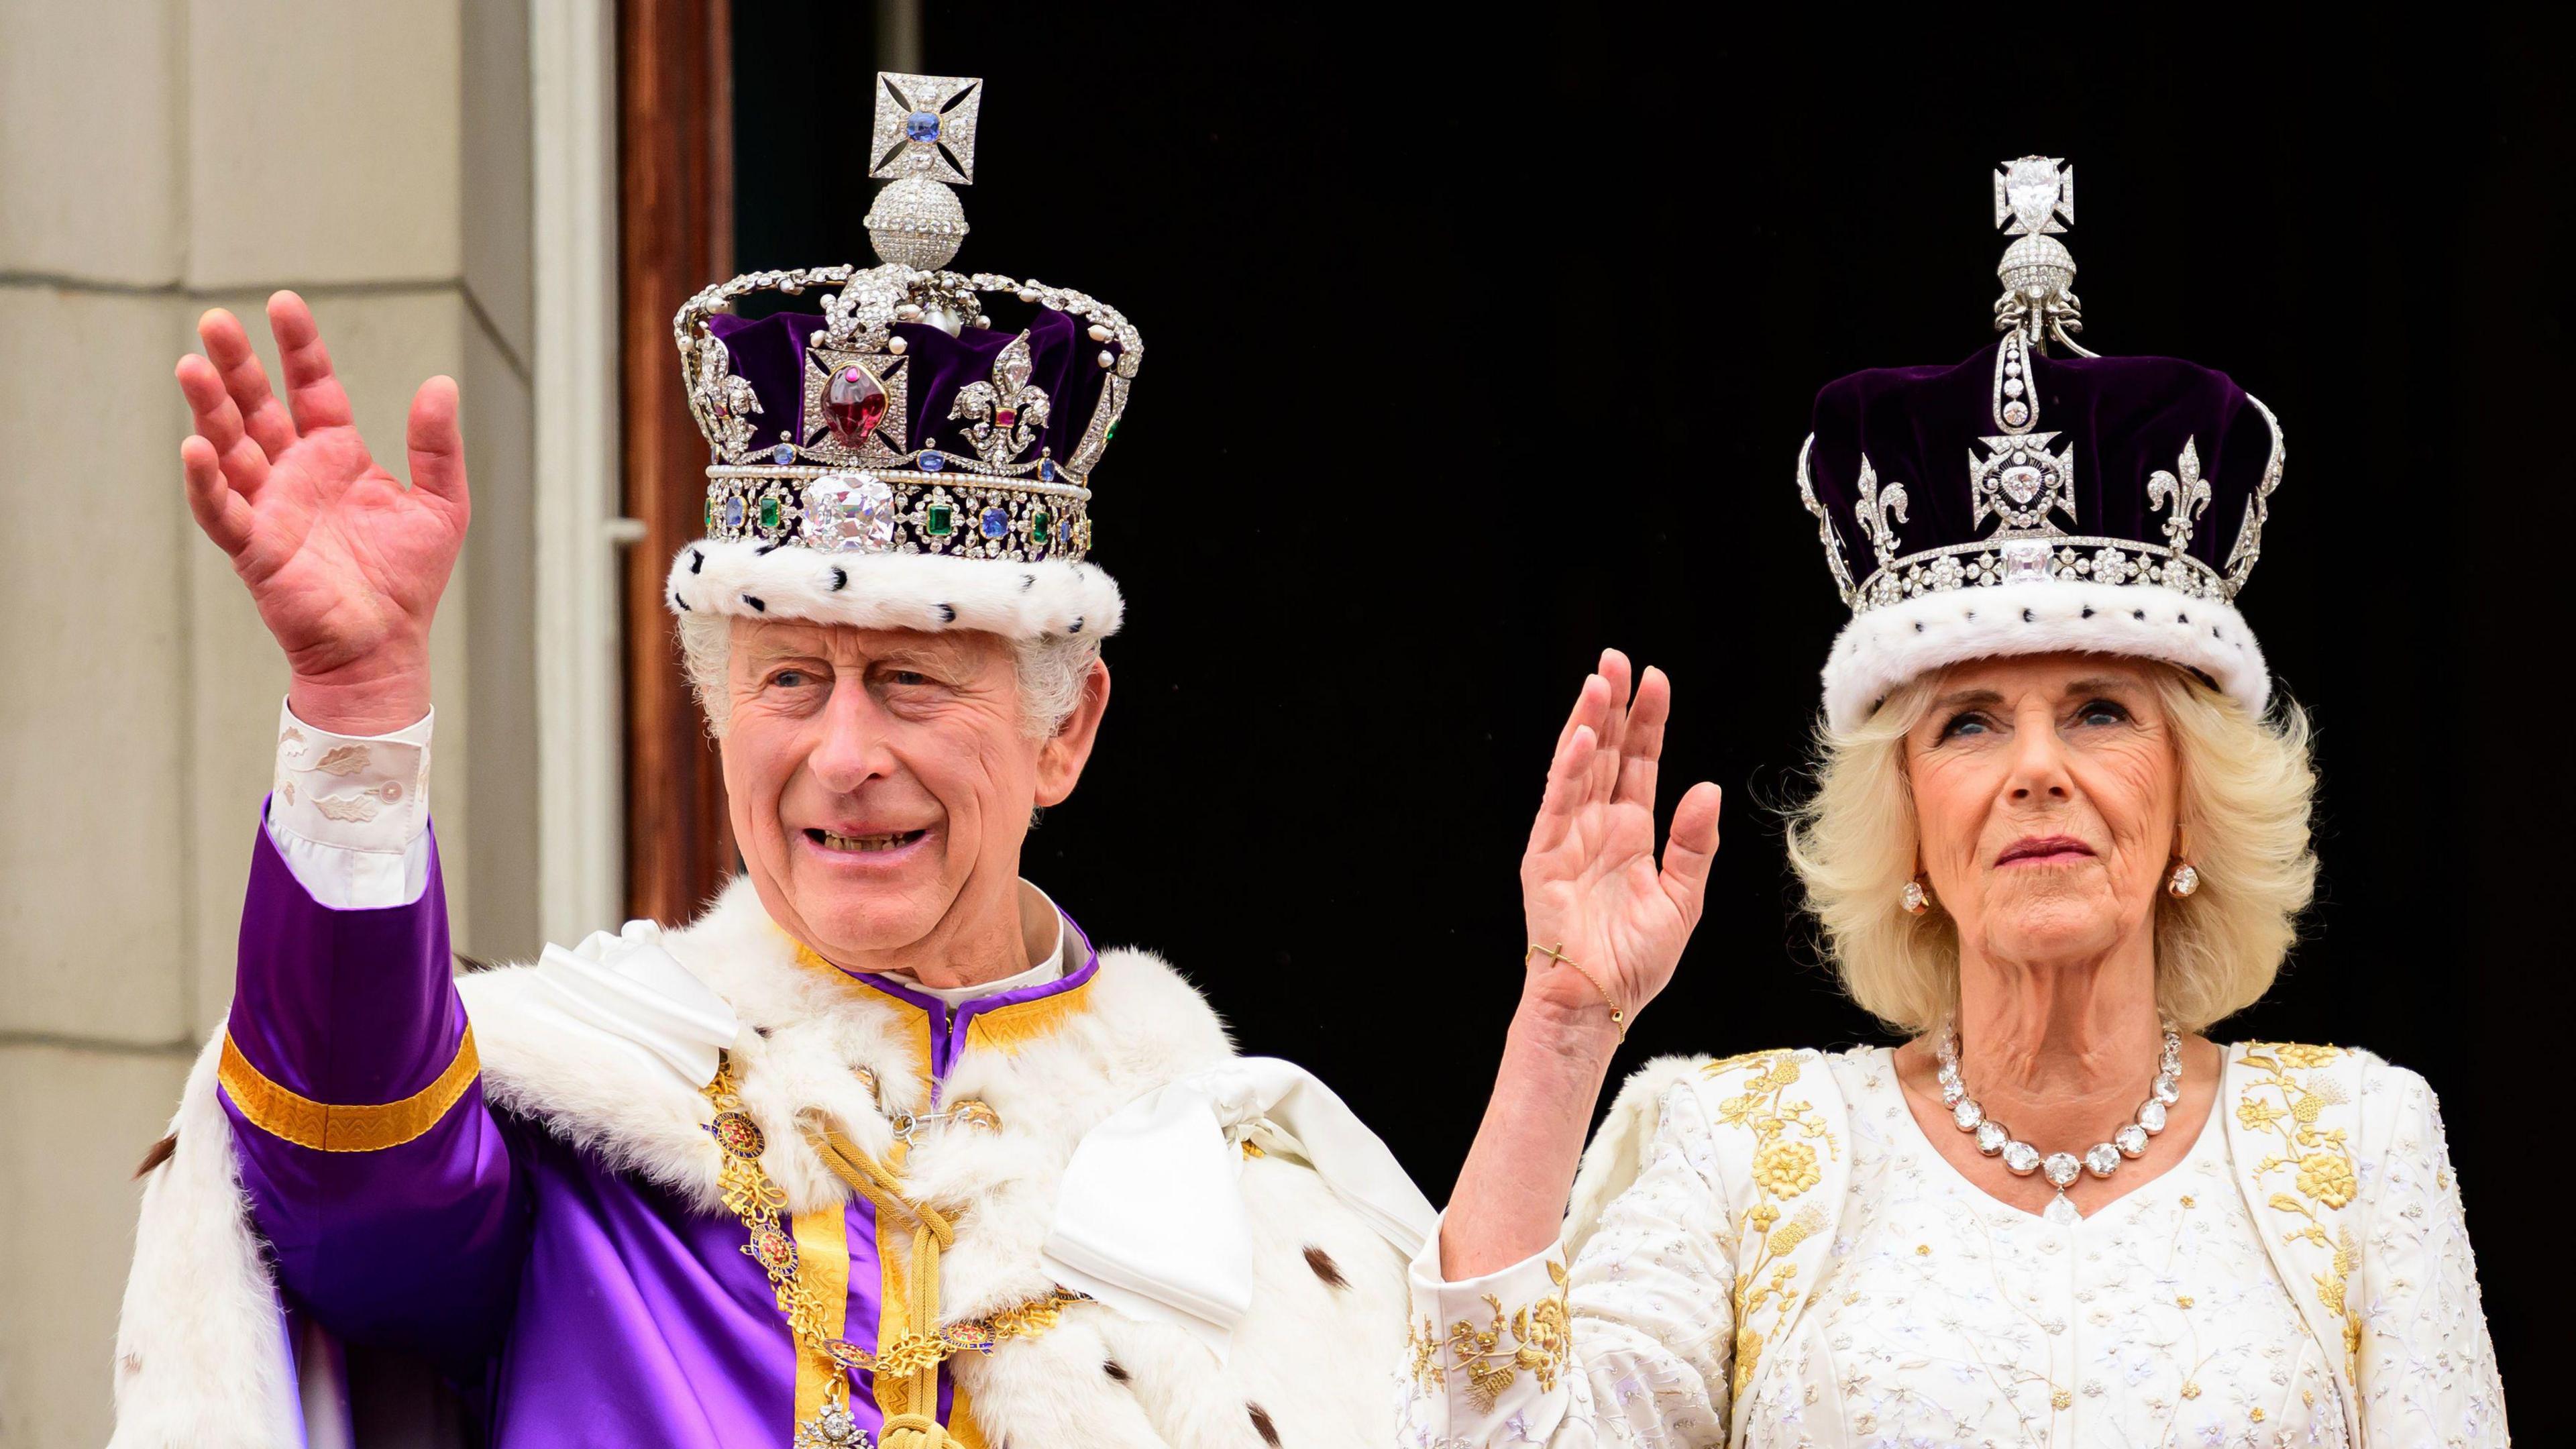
[{"xmin": 700, "ymin": 1056, "xmax": 1083, "ymax": 1446}]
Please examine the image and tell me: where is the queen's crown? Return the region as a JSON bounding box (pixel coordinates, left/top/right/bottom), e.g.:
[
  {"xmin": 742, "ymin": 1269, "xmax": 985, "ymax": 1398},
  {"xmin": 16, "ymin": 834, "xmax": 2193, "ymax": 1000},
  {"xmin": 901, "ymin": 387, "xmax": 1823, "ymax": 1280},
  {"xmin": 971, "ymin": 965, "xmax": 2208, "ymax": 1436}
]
[
  {"xmin": 1797, "ymin": 156, "xmax": 2284, "ymax": 618},
  {"xmin": 676, "ymin": 73, "xmax": 1139, "ymax": 566}
]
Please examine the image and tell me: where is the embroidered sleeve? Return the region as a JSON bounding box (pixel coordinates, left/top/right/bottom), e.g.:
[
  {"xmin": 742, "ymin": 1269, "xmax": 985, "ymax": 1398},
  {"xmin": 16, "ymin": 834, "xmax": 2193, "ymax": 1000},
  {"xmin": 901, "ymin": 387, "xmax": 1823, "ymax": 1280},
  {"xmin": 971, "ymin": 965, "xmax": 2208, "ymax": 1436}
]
[
  {"xmin": 2352, "ymin": 1063, "xmax": 2510, "ymax": 1443},
  {"xmin": 1397, "ymin": 1082, "xmax": 1735, "ymax": 1448}
]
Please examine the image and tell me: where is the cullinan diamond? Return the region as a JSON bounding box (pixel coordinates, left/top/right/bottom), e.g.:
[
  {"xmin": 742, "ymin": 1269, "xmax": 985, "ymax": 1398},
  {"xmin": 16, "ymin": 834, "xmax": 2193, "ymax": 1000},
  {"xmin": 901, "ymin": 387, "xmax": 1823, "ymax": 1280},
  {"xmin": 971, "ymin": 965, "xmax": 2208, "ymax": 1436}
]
[
  {"xmin": 823, "ymin": 366, "xmax": 888, "ymax": 449},
  {"xmin": 804, "ymin": 473, "xmax": 896, "ymax": 552}
]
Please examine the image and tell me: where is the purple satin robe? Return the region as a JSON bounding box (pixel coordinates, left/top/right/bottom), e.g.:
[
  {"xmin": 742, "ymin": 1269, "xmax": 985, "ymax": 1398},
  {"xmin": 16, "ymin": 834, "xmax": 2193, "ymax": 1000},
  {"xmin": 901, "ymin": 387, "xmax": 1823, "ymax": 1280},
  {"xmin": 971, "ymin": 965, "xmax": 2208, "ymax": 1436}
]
[{"xmin": 220, "ymin": 810, "xmax": 1097, "ymax": 1446}]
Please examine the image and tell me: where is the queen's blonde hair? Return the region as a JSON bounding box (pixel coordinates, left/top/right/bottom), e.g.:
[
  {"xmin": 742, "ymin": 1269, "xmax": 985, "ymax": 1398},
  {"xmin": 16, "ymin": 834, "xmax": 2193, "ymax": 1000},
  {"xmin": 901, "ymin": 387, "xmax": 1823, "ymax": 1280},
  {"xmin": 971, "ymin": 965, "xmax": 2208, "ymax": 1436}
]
[{"xmin": 1785, "ymin": 660, "xmax": 2318, "ymax": 1034}]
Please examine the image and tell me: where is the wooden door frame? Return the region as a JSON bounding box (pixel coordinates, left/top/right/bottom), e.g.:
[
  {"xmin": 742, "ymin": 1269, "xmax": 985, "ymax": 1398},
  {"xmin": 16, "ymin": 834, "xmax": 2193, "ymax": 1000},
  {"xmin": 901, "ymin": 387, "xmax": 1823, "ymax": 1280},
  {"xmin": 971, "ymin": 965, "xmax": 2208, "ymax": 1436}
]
[{"xmin": 617, "ymin": 0, "xmax": 737, "ymax": 922}]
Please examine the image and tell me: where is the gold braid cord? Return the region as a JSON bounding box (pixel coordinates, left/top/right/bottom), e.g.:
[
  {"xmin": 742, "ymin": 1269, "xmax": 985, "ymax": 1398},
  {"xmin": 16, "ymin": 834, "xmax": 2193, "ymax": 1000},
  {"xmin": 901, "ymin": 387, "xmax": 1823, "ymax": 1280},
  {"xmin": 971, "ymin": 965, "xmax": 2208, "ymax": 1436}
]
[{"xmin": 700, "ymin": 1057, "xmax": 1083, "ymax": 1447}]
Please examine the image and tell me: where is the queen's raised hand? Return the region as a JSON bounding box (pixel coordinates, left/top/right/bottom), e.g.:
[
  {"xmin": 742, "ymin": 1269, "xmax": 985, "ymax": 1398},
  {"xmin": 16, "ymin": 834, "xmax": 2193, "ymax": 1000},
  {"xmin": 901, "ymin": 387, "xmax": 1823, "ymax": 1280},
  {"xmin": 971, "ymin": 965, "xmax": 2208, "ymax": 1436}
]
[
  {"xmin": 174, "ymin": 291, "xmax": 470, "ymax": 735},
  {"xmin": 1517, "ymin": 649, "xmax": 1723, "ymax": 1041},
  {"xmin": 1439, "ymin": 650, "xmax": 1722, "ymax": 1279}
]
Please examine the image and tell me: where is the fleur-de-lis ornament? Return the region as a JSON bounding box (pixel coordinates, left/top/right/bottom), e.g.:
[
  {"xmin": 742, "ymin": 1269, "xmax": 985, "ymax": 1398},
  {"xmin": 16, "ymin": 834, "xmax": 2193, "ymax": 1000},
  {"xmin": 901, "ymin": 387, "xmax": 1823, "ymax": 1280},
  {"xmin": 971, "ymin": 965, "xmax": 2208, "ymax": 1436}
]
[
  {"xmin": 2147, "ymin": 438, "xmax": 2214, "ymax": 553},
  {"xmin": 1851, "ymin": 457, "xmax": 1909, "ymax": 572},
  {"xmin": 949, "ymin": 331, "xmax": 1051, "ymax": 466}
]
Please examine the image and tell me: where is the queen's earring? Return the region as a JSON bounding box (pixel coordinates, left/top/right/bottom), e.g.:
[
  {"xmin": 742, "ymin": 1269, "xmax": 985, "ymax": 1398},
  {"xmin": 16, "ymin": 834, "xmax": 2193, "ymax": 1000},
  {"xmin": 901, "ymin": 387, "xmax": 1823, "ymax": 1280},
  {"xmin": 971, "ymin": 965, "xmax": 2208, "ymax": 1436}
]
[
  {"xmin": 2167, "ymin": 825, "xmax": 2199, "ymax": 898},
  {"xmin": 1900, "ymin": 877, "xmax": 1930, "ymax": 916}
]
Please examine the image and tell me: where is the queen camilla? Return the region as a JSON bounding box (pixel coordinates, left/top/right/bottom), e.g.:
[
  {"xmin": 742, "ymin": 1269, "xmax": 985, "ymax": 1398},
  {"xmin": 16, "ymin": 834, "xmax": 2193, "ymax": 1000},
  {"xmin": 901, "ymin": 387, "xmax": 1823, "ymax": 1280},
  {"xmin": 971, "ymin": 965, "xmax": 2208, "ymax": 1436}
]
[{"xmin": 1401, "ymin": 159, "xmax": 2507, "ymax": 1445}]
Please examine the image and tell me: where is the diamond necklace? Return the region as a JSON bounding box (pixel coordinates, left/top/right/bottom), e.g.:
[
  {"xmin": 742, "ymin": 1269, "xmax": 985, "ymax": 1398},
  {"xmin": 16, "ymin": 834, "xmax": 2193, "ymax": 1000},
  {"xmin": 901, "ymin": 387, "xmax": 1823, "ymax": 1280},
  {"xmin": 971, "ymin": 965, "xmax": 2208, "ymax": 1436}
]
[{"xmin": 1935, "ymin": 1023, "xmax": 2183, "ymax": 1226}]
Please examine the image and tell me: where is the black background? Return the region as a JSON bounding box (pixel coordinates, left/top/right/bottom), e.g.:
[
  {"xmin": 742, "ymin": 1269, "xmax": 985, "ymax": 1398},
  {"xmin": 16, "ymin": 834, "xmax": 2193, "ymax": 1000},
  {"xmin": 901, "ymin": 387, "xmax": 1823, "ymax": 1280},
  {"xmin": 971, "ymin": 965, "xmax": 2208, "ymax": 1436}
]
[{"xmin": 736, "ymin": 5, "xmax": 2573, "ymax": 1395}]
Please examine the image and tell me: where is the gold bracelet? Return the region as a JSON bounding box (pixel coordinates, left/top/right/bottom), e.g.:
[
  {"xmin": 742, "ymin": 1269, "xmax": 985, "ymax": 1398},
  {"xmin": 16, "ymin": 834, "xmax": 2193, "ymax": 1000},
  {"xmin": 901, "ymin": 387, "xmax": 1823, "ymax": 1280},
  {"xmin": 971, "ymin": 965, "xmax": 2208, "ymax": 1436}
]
[{"xmin": 1527, "ymin": 942, "xmax": 1627, "ymax": 1041}]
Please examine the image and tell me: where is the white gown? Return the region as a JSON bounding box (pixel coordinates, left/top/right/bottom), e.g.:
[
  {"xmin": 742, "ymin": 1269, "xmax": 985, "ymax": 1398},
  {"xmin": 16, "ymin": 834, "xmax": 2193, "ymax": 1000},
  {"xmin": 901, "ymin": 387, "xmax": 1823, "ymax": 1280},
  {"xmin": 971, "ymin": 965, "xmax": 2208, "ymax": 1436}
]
[{"xmin": 1398, "ymin": 1044, "xmax": 2506, "ymax": 1447}]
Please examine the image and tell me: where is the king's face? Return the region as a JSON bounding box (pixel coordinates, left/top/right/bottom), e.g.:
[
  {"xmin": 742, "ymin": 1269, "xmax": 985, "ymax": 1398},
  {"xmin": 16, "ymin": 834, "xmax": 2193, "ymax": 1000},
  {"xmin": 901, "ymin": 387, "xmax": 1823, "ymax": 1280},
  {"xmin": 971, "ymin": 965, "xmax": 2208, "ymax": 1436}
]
[{"xmin": 720, "ymin": 619, "xmax": 1054, "ymax": 965}]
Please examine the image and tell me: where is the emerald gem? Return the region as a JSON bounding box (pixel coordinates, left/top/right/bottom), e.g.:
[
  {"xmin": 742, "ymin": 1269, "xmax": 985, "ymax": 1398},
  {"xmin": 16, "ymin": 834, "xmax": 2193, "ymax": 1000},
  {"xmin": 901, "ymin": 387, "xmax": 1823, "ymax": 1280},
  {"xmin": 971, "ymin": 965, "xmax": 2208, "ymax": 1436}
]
[
  {"xmin": 925, "ymin": 502, "xmax": 955, "ymax": 537},
  {"xmin": 1031, "ymin": 508, "xmax": 1052, "ymax": 550},
  {"xmin": 758, "ymin": 493, "xmax": 780, "ymax": 531},
  {"xmin": 704, "ymin": 496, "xmax": 716, "ymax": 533},
  {"xmin": 1106, "ymin": 420, "xmax": 1120, "ymax": 441}
]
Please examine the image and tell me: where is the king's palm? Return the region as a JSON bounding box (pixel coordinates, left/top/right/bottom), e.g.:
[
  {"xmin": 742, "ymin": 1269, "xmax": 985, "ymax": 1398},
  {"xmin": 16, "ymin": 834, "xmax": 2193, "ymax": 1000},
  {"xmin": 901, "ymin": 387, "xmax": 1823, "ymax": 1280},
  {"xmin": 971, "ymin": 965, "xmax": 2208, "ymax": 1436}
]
[{"xmin": 176, "ymin": 292, "xmax": 470, "ymax": 733}]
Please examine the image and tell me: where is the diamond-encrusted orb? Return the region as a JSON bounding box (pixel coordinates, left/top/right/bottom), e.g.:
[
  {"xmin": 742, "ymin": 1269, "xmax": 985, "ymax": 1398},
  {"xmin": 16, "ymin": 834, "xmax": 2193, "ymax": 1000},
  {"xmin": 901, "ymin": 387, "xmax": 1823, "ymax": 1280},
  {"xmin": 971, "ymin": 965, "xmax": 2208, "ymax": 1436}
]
[
  {"xmin": 865, "ymin": 174, "xmax": 970, "ymax": 270},
  {"xmin": 1974, "ymin": 1120, "xmax": 2010, "ymax": 1156},
  {"xmin": 2114, "ymin": 1123, "xmax": 2149, "ymax": 1158},
  {"xmin": 1951, "ymin": 1098, "xmax": 1983, "ymax": 1131},
  {"xmin": 2137, "ymin": 1097, "xmax": 2169, "ymax": 1134},
  {"xmin": 2002, "ymin": 1140, "xmax": 2043, "ymax": 1176},
  {"xmin": 804, "ymin": 473, "xmax": 898, "ymax": 553},
  {"xmin": 2004, "ymin": 539, "xmax": 2051, "ymax": 582},
  {"xmin": 904, "ymin": 109, "xmax": 941, "ymax": 142},
  {"xmin": 2084, "ymin": 1143, "xmax": 2121, "ymax": 1177},
  {"xmin": 979, "ymin": 506, "xmax": 1010, "ymax": 540},
  {"xmin": 707, "ymin": 1110, "xmax": 765, "ymax": 1159},
  {"xmin": 823, "ymin": 366, "xmax": 888, "ymax": 449},
  {"xmin": 2041, "ymin": 1151, "xmax": 2082, "ymax": 1188}
]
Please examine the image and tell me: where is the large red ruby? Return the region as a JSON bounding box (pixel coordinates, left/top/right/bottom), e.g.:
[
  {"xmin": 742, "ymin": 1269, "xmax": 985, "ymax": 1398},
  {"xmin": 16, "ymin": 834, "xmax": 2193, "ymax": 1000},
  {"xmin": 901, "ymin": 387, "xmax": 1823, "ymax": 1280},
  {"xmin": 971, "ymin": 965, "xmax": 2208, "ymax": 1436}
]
[
  {"xmin": 822, "ymin": 366, "xmax": 887, "ymax": 447},
  {"xmin": 994, "ymin": 407, "xmax": 1018, "ymax": 428}
]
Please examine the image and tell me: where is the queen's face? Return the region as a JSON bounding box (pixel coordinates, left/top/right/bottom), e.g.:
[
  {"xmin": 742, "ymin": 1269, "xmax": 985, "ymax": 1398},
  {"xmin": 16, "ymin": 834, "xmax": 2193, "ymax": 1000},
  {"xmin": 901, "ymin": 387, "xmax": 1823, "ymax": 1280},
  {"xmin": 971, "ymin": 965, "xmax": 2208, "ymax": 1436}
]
[
  {"xmin": 718, "ymin": 619, "xmax": 1104, "ymax": 964},
  {"xmin": 1904, "ymin": 653, "xmax": 2178, "ymax": 967}
]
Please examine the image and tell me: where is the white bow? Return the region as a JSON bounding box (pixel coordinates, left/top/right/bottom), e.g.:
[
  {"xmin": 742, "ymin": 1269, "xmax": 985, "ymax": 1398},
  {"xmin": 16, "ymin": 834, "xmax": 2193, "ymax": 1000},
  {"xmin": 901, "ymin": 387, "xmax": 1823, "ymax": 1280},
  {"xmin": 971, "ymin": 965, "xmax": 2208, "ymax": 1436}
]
[
  {"xmin": 1040, "ymin": 1057, "xmax": 1436, "ymax": 1359},
  {"xmin": 523, "ymin": 920, "xmax": 742, "ymax": 1090}
]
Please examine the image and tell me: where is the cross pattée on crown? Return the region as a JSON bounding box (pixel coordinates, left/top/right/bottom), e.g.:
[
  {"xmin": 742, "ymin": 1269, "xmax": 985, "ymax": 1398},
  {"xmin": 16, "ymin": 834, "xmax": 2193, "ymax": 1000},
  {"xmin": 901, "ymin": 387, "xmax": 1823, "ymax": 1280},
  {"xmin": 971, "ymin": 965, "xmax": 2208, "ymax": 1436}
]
[
  {"xmin": 870, "ymin": 72, "xmax": 983, "ymax": 185},
  {"xmin": 1994, "ymin": 156, "xmax": 2072, "ymax": 237}
]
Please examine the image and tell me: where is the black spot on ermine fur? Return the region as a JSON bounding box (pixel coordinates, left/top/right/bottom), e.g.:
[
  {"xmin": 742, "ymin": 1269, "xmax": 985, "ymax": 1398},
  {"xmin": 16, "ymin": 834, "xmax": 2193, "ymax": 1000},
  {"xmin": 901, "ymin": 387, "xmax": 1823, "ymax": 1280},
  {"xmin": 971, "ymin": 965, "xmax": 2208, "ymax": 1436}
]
[
  {"xmin": 1103, "ymin": 1360, "xmax": 1130, "ymax": 1382},
  {"xmin": 938, "ymin": 603, "xmax": 957, "ymax": 623},
  {"xmin": 689, "ymin": 549, "xmax": 704, "ymax": 574},
  {"xmin": 1303, "ymin": 1245, "xmax": 1347, "ymax": 1289},
  {"xmin": 1248, "ymin": 1403, "xmax": 1281, "ymax": 1447},
  {"xmin": 828, "ymin": 568, "xmax": 847, "ymax": 591},
  {"xmin": 1020, "ymin": 574, "xmax": 1036, "ymax": 591},
  {"xmin": 743, "ymin": 595, "xmax": 766, "ymax": 612}
]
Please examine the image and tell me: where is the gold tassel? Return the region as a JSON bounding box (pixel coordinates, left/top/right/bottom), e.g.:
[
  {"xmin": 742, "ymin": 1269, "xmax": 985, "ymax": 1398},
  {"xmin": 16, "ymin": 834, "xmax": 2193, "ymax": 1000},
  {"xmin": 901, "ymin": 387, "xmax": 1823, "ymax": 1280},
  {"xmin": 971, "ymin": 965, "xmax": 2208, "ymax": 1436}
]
[{"xmin": 806, "ymin": 1128, "xmax": 965, "ymax": 1449}]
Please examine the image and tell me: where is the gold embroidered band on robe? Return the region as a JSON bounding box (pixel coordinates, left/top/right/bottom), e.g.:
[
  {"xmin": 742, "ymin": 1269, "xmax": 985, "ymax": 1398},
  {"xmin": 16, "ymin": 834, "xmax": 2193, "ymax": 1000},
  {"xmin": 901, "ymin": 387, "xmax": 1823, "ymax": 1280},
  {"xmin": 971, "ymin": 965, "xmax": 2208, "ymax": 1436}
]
[{"xmin": 218, "ymin": 1025, "xmax": 480, "ymax": 1152}]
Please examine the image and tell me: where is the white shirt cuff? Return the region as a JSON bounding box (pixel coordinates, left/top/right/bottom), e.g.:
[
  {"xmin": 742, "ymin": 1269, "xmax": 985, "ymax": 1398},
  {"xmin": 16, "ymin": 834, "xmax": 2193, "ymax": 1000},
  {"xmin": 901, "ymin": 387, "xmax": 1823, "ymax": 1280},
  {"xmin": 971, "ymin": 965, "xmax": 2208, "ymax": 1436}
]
[{"xmin": 266, "ymin": 700, "xmax": 435, "ymax": 909}]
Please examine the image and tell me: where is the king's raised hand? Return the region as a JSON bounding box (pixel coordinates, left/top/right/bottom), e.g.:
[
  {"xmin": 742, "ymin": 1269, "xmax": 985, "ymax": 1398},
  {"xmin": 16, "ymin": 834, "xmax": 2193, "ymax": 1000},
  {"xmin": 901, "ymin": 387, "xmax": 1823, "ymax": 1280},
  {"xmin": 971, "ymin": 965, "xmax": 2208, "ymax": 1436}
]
[
  {"xmin": 176, "ymin": 292, "xmax": 470, "ymax": 735},
  {"xmin": 1517, "ymin": 650, "xmax": 1723, "ymax": 1048}
]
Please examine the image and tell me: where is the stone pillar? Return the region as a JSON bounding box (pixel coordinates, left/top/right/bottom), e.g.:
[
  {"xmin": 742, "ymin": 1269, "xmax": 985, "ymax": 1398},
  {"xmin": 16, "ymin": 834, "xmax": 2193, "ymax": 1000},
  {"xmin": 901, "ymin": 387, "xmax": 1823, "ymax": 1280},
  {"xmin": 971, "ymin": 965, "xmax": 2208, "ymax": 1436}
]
[{"xmin": 0, "ymin": 1, "xmax": 541, "ymax": 1440}]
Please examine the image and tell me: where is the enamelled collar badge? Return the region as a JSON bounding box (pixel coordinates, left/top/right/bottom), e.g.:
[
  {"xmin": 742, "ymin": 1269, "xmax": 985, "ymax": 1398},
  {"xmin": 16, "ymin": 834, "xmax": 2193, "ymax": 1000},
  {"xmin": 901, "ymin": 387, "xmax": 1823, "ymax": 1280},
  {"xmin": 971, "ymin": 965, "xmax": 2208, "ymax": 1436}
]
[{"xmin": 672, "ymin": 72, "xmax": 1140, "ymax": 567}]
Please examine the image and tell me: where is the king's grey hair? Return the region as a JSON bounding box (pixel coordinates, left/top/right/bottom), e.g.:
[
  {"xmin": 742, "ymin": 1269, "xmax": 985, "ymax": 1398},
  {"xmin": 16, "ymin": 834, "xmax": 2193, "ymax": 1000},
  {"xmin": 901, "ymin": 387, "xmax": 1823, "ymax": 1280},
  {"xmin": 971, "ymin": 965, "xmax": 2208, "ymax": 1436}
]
[{"xmin": 676, "ymin": 612, "xmax": 1101, "ymax": 741}]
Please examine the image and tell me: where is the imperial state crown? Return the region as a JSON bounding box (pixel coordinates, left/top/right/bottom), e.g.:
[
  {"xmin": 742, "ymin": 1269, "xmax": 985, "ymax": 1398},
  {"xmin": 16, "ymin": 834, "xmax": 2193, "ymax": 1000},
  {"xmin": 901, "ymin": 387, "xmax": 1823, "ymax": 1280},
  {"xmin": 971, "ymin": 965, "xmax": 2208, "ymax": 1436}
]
[
  {"xmin": 664, "ymin": 72, "xmax": 1138, "ymax": 643},
  {"xmin": 1799, "ymin": 156, "xmax": 2286, "ymax": 730}
]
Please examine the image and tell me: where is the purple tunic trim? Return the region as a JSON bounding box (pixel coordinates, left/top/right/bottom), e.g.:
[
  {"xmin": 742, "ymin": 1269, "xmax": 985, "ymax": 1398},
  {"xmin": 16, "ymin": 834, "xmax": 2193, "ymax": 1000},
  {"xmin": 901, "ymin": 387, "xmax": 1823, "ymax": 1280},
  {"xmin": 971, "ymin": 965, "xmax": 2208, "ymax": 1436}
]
[{"xmin": 841, "ymin": 916, "xmax": 1102, "ymax": 1090}]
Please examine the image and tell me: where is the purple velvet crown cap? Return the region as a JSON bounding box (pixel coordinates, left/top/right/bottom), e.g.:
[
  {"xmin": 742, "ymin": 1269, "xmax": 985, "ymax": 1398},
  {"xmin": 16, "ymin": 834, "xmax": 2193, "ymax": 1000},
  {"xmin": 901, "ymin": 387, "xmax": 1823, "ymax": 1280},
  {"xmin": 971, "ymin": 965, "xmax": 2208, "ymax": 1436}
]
[
  {"xmin": 704, "ymin": 304, "xmax": 1119, "ymax": 466},
  {"xmin": 1803, "ymin": 341, "xmax": 2273, "ymax": 588}
]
